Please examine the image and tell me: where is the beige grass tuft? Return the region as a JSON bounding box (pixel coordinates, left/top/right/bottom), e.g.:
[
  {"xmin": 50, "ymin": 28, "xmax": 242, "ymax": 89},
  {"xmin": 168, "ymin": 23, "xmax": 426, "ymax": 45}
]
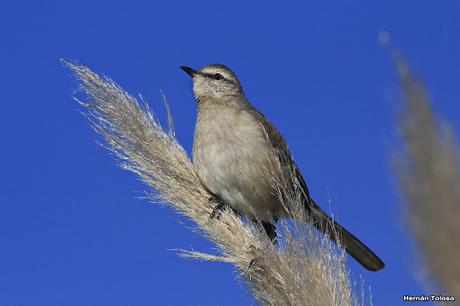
[
  {"xmin": 391, "ymin": 50, "xmax": 460, "ymax": 299},
  {"xmin": 63, "ymin": 60, "xmax": 367, "ymax": 306}
]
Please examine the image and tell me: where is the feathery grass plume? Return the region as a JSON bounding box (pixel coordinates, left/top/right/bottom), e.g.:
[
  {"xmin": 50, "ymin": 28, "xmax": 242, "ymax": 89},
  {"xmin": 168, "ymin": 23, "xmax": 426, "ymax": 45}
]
[
  {"xmin": 390, "ymin": 48, "xmax": 460, "ymax": 298},
  {"xmin": 63, "ymin": 60, "xmax": 367, "ymax": 306}
]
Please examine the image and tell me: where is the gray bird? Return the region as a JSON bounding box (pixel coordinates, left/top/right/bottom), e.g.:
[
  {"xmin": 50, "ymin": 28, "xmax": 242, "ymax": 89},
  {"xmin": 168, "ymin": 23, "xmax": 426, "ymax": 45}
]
[{"xmin": 180, "ymin": 64, "xmax": 384, "ymax": 271}]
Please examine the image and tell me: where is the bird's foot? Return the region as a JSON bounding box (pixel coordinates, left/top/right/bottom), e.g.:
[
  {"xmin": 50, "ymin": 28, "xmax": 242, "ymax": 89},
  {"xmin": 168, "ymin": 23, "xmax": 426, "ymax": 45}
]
[
  {"xmin": 208, "ymin": 194, "xmax": 229, "ymax": 220},
  {"xmin": 262, "ymin": 221, "xmax": 278, "ymax": 244}
]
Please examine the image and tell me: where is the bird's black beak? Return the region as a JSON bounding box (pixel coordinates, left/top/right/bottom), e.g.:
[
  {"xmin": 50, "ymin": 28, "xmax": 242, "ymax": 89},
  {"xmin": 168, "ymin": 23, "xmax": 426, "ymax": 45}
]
[{"xmin": 180, "ymin": 66, "xmax": 197, "ymax": 78}]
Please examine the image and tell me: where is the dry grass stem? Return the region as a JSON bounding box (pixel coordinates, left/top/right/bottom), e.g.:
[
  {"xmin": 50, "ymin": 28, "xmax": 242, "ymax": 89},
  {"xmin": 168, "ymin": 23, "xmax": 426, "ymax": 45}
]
[
  {"xmin": 391, "ymin": 50, "xmax": 460, "ymax": 299},
  {"xmin": 63, "ymin": 60, "xmax": 367, "ymax": 306}
]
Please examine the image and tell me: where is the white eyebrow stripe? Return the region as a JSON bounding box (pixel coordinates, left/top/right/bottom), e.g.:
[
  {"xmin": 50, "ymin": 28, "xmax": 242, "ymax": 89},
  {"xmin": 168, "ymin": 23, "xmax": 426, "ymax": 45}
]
[{"xmin": 201, "ymin": 69, "xmax": 233, "ymax": 80}]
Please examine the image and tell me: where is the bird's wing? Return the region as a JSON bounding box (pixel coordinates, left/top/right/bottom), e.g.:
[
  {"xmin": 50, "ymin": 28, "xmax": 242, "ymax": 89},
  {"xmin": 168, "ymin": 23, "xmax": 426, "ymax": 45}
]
[
  {"xmin": 246, "ymin": 107, "xmax": 314, "ymax": 203},
  {"xmin": 247, "ymin": 107, "xmax": 385, "ymax": 271}
]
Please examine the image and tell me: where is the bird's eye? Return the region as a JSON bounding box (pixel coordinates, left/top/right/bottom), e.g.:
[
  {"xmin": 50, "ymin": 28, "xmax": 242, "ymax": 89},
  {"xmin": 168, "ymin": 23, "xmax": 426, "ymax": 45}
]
[{"xmin": 214, "ymin": 73, "xmax": 224, "ymax": 80}]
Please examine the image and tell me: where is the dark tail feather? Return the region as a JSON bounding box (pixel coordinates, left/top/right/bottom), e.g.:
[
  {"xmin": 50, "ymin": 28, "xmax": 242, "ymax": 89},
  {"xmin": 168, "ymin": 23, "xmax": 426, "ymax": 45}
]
[{"xmin": 308, "ymin": 201, "xmax": 385, "ymax": 271}]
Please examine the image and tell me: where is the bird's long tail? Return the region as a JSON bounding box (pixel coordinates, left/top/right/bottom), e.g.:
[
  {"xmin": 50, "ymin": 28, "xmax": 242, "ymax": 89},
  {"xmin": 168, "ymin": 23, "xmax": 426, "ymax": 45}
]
[{"xmin": 307, "ymin": 200, "xmax": 385, "ymax": 271}]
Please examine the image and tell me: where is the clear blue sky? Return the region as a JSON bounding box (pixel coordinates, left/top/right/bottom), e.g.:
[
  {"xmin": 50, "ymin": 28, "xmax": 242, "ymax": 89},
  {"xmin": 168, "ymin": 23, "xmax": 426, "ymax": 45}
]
[{"xmin": 1, "ymin": 1, "xmax": 459, "ymax": 305}]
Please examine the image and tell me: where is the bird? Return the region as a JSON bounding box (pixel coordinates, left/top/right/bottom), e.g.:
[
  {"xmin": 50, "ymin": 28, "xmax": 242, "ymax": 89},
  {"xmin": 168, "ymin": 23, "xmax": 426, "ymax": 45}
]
[{"xmin": 180, "ymin": 64, "xmax": 385, "ymax": 271}]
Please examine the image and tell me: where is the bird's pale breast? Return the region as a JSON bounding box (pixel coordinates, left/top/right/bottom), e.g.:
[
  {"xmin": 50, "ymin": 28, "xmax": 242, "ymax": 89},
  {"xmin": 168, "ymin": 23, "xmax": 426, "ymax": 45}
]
[{"xmin": 193, "ymin": 105, "xmax": 281, "ymax": 221}]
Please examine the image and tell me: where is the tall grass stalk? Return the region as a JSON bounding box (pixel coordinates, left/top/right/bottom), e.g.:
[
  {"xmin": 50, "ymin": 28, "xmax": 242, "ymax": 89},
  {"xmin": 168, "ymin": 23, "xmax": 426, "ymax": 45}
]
[{"xmin": 64, "ymin": 60, "xmax": 366, "ymax": 306}]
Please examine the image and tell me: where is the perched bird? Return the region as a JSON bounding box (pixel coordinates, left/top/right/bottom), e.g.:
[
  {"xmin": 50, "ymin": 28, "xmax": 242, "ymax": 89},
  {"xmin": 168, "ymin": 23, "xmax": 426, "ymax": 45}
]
[{"xmin": 180, "ymin": 64, "xmax": 384, "ymax": 271}]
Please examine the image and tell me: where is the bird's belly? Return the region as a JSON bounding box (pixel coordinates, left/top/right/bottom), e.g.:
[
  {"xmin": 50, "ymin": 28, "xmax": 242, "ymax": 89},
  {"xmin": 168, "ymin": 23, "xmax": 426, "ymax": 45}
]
[{"xmin": 193, "ymin": 128, "xmax": 280, "ymax": 221}]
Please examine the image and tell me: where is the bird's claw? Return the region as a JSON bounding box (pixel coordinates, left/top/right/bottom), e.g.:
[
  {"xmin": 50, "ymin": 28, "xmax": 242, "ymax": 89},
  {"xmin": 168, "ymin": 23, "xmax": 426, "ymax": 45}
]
[{"xmin": 209, "ymin": 195, "xmax": 227, "ymax": 220}]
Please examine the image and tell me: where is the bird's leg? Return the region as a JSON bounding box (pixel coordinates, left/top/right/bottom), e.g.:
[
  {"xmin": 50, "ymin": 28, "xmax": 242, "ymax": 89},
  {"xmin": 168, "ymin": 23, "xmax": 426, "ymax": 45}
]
[
  {"xmin": 262, "ymin": 220, "xmax": 278, "ymax": 243},
  {"xmin": 208, "ymin": 193, "xmax": 230, "ymax": 220},
  {"xmin": 247, "ymin": 221, "xmax": 278, "ymax": 271},
  {"xmin": 250, "ymin": 219, "xmax": 278, "ymax": 243}
]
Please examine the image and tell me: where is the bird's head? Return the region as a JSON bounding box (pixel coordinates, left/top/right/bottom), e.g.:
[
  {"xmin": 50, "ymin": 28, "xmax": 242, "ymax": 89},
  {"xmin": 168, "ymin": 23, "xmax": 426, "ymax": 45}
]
[{"xmin": 180, "ymin": 64, "xmax": 243, "ymax": 102}]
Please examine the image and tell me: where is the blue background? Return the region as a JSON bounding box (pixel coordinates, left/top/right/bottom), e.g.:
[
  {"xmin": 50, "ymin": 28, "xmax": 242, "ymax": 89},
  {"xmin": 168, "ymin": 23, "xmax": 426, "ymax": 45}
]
[{"xmin": 1, "ymin": 1, "xmax": 459, "ymax": 305}]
